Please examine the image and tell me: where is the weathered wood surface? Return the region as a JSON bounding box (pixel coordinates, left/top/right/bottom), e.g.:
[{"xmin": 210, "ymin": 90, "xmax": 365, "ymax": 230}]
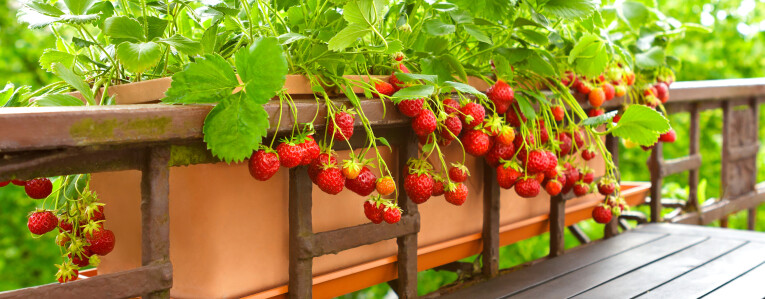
[{"xmin": 439, "ymin": 223, "xmax": 765, "ymax": 299}]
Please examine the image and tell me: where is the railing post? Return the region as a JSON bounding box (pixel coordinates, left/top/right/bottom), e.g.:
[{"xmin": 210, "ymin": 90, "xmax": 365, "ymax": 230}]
[
  {"xmin": 649, "ymin": 142, "xmax": 664, "ymax": 222},
  {"xmin": 720, "ymin": 101, "xmax": 733, "ymax": 227},
  {"xmin": 604, "ymin": 134, "xmax": 620, "ymax": 238},
  {"xmin": 549, "ymin": 194, "xmax": 565, "ymax": 257},
  {"xmin": 748, "ymin": 97, "xmax": 760, "ymax": 230},
  {"xmin": 289, "ymin": 166, "xmax": 313, "ymax": 299},
  {"xmin": 395, "ymin": 131, "xmax": 419, "ymax": 299},
  {"xmin": 688, "ymin": 103, "xmax": 701, "ymax": 219},
  {"xmin": 140, "ymin": 146, "xmax": 172, "ymax": 299},
  {"xmin": 482, "ymin": 164, "xmax": 499, "ymax": 277}
]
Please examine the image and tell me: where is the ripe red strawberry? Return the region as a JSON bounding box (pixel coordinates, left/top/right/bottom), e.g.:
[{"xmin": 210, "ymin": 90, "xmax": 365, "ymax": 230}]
[
  {"xmin": 308, "ymin": 153, "xmax": 336, "ymax": 183},
  {"xmin": 496, "ymin": 126, "xmax": 515, "ymax": 145},
  {"xmin": 443, "ymin": 99, "xmax": 460, "ymax": 115},
  {"xmin": 412, "ymin": 109, "xmax": 437, "ymax": 137},
  {"xmin": 11, "ymin": 179, "xmax": 26, "ymax": 186},
  {"xmin": 589, "ymin": 87, "xmax": 605, "ymax": 107},
  {"xmin": 28, "ymin": 210, "xmax": 58, "ymax": 235},
  {"xmin": 277, "ymin": 142, "xmax": 305, "ymax": 168},
  {"xmin": 556, "ymin": 132, "xmax": 572, "ymax": 156},
  {"xmin": 316, "ymin": 167, "xmax": 345, "ymax": 195},
  {"xmin": 393, "ymin": 52, "xmax": 405, "ymax": 62},
  {"xmin": 545, "ymin": 180, "xmax": 563, "ymax": 196},
  {"xmin": 581, "ymin": 149, "xmax": 596, "ymax": 161},
  {"xmin": 494, "ymin": 100, "xmax": 511, "ymax": 114},
  {"xmin": 589, "ymin": 108, "xmax": 604, "ymax": 117},
  {"xmin": 448, "ymin": 165, "xmax": 469, "ymax": 183},
  {"xmin": 573, "ymin": 182, "xmax": 590, "ymax": 196},
  {"xmin": 582, "ymin": 170, "xmax": 594, "ymax": 184},
  {"xmin": 431, "ymin": 178, "xmax": 445, "ymax": 196},
  {"xmin": 445, "ymin": 183, "xmax": 468, "ymax": 206},
  {"xmin": 487, "ymin": 80, "xmax": 515, "ymax": 103},
  {"xmin": 598, "ymin": 181, "xmax": 616, "ymax": 195},
  {"xmin": 485, "ymin": 142, "xmax": 515, "ymax": 168},
  {"xmin": 496, "ymin": 164, "xmax": 521, "ymax": 189},
  {"xmin": 592, "ymin": 205, "xmax": 613, "ymax": 224},
  {"xmin": 331, "ymin": 111, "xmax": 355, "ymax": 141},
  {"xmin": 537, "ymin": 127, "xmax": 550, "ymax": 144},
  {"xmin": 522, "ymin": 149, "xmax": 548, "ymax": 174},
  {"xmin": 655, "ymin": 82, "xmax": 669, "ymax": 103},
  {"xmin": 624, "ymin": 72, "xmax": 635, "ymax": 85},
  {"xmin": 25, "ymin": 177, "xmax": 52, "ymax": 199},
  {"xmin": 376, "ymin": 176, "xmax": 396, "ymax": 196},
  {"xmin": 440, "ymin": 115, "xmax": 462, "ymax": 140},
  {"xmin": 614, "ymin": 85, "xmax": 626, "ymax": 97},
  {"xmin": 57, "ymin": 268, "xmax": 78, "ymax": 283},
  {"xmin": 461, "ymin": 129, "xmax": 493, "ymax": 157},
  {"xmin": 505, "ymin": 105, "xmax": 527, "ymax": 127},
  {"xmin": 405, "ymin": 172, "xmax": 434, "ymax": 204},
  {"xmin": 551, "ymin": 106, "xmax": 565, "ymax": 122},
  {"xmin": 515, "ymin": 177, "xmax": 541, "ymax": 198},
  {"xmin": 87, "ymin": 205, "xmax": 105, "ymax": 222},
  {"xmin": 603, "ymin": 82, "xmax": 615, "ymax": 101},
  {"xmin": 249, "ymin": 149, "xmax": 280, "ymax": 181},
  {"xmin": 364, "ymin": 200, "xmax": 384, "ymax": 224},
  {"xmin": 460, "ymin": 102, "xmax": 485, "ymax": 128},
  {"xmin": 613, "ymin": 114, "xmax": 622, "ymax": 123},
  {"xmin": 576, "ymin": 81, "xmax": 592, "ymax": 94},
  {"xmin": 375, "ymin": 81, "xmax": 395, "ymax": 97},
  {"xmin": 660, "ymin": 129, "xmax": 676, "ymax": 143},
  {"xmin": 389, "ymin": 63, "xmax": 410, "ymax": 90},
  {"xmin": 563, "ymin": 167, "xmax": 580, "ymax": 193},
  {"xmin": 398, "ymin": 98, "xmax": 424, "ymax": 117},
  {"xmin": 69, "ymin": 248, "xmax": 92, "ymax": 267},
  {"xmin": 300, "ymin": 136, "xmax": 320, "ymax": 165},
  {"xmin": 345, "ymin": 167, "xmax": 377, "ymax": 196},
  {"xmin": 573, "ymin": 130, "xmax": 585, "ymax": 149},
  {"xmin": 383, "ymin": 206, "xmax": 402, "ymax": 224},
  {"xmin": 86, "ymin": 228, "xmax": 116, "ymax": 256},
  {"xmin": 58, "ymin": 218, "xmax": 75, "ymax": 234},
  {"xmin": 0, "ymin": 181, "xmax": 8, "ymax": 187},
  {"xmin": 544, "ymin": 151, "xmax": 558, "ymax": 171}
]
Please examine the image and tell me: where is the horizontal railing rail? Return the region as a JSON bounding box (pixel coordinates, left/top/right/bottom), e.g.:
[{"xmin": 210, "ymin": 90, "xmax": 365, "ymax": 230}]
[{"xmin": 0, "ymin": 78, "xmax": 763, "ymax": 298}]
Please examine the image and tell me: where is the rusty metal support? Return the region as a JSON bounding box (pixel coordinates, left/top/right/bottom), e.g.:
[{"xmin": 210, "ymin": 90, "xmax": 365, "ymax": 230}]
[
  {"xmin": 482, "ymin": 163, "xmax": 499, "ymax": 277},
  {"xmin": 649, "ymin": 142, "xmax": 664, "ymax": 222},
  {"xmin": 140, "ymin": 146, "xmax": 172, "ymax": 299},
  {"xmin": 395, "ymin": 131, "xmax": 419, "ymax": 299},
  {"xmin": 288, "ymin": 166, "xmax": 313, "ymax": 299},
  {"xmin": 549, "ymin": 194, "xmax": 565, "ymax": 257}
]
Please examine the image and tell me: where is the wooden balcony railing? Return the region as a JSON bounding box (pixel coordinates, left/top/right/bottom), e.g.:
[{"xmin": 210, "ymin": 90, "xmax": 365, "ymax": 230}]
[{"xmin": 0, "ymin": 78, "xmax": 763, "ymax": 298}]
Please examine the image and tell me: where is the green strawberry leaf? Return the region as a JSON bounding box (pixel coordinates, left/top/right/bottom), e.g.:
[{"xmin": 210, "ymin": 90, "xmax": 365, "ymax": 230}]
[
  {"xmin": 25, "ymin": 1, "xmax": 64, "ymax": 17},
  {"xmin": 582, "ymin": 110, "xmax": 617, "ymax": 126},
  {"xmin": 443, "ymin": 81, "xmax": 486, "ymax": 99},
  {"xmin": 34, "ymin": 94, "xmax": 84, "ymax": 106},
  {"xmin": 342, "ymin": 0, "xmax": 386, "ymax": 26},
  {"xmin": 163, "ymin": 54, "xmax": 239, "ymax": 104},
  {"xmin": 328, "ymin": 24, "xmax": 372, "ymax": 51},
  {"xmin": 51, "ymin": 63, "xmax": 94, "ymax": 105},
  {"xmin": 393, "ymin": 72, "xmax": 439, "ymax": 84},
  {"xmin": 236, "ymin": 37, "xmax": 288, "ymax": 104},
  {"xmin": 542, "ymin": 0, "xmax": 596, "ymax": 19},
  {"xmin": 203, "ymin": 92, "xmax": 269, "ymax": 163},
  {"xmin": 278, "ymin": 32, "xmax": 307, "ymax": 45},
  {"xmin": 115, "ymin": 41, "xmax": 162, "ymax": 74},
  {"xmin": 515, "ymin": 93, "xmax": 537, "ymax": 121},
  {"xmin": 104, "ymin": 16, "xmax": 144, "ymax": 42},
  {"xmin": 424, "ymin": 19, "xmax": 456, "ymax": 36},
  {"xmin": 635, "ymin": 46, "xmax": 665, "ymax": 69},
  {"xmin": 569, "ymin": 34, "xmax": 608, "ymax": 78},
  {"xmin": 611, "ymin": 105, "xmax": 670, "ymax": 146},
  {"xmin": 40, "ymin": 49, "xmax": 75, "ymax": 72},
  {"xmin": 158, "ymin": 34, "xmax": 201, "ymax": 56},
  {"xmin": 463, "ymin": 24, "xmax": 491, "ymax": 44},
  {"xmin": 392, "ymin": 85, "xmax": 435, "ymax": 103}
]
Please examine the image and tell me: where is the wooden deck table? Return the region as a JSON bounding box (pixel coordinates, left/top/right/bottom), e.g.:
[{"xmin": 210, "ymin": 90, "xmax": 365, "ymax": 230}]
[{"xmin": 440, "ymin": 223, "xmax": 765, "ymax": 299}]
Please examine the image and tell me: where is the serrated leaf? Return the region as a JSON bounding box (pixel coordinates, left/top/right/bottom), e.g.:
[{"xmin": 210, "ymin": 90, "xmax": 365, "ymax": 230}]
[
  {"xmin": 40, "ymin": 50, "xmax": 75, "ymax": 72},
  {"xmin": 63, "ymin": 0, "xmax": 98, "ymax": 15},
  {"xmin": 104, "ymin": 16, "xmax": 144, "ymax": 42},
  {"xmin": 518, "ymin": 29, "xmax": 547, "ymax": 45},
  {"xmin": 25, "ymin": 1, "xmax": 64, "ymax": 17},
  {"xmin": 463, "ymin": 24, "xmax": 491, "ymax": 44},
  {"xmin": 635, "ymin": 46, "xmax": 665, "ymax": 69},
  {"xmin": 236, "ymin": 37, "xmax": 287, "ymax": 104},
  {"xmin": 328, "ymin": 24, "xmax": 372, "ymax": 51},
  {"xmin": 201, "ymin": 22, "xmax": 219, "ymax": 55},
  {"xmin": 116, "ymin": 41, "xmax": 162, "ymax": 73},
  {"xmin": 515, "ymin": 94, "xmax": 537, "ymax": 121},
  {"xmin": 542, "ymin": 0, "xmax": 596, "ymax": 19},
  {"xmin": 58, "ymin": 14, "xmax": 99, "ymax": 24},
  {"xmin": 496, "ymin": 47, "xmax": 532, "ymax": 64},
  {"xmin": 203, "ymin": 92, "xmax": 269, "ymax": 163},
  {"xmin": 421, "ymin": 57, "xmax": 453, "ymax": 84},
  {"xmin": 392, "ymin": 85, "xmax": 435, "ymax": 103},
  {"xmin": 424, "ymin": 19, "xmax": 455, "ymax": 36},
  {"xmin": 611, "ymin": 105, "xmax": 670, "ymax": 146},
  {"xmin": 17, "ymin": 8, "xmax": 57, "ymax": 28},
  {"xmin": 569, "ymin": 34, "xmax": 608, "ymax": 78},
  {"xmin": 139, "ymin": 16, "xmax": 169, "ymax": 41},
  {"xmin": 163, "ymin": 54, "xmax": 239, "ymax": 104},
  {"xmin": 443, "ymin": 81, "xmax": 486, "ymax": 99},
  {"xmin": 441, "ymin": 54, "xmax": 467, "ymax": 82},
  {"xmin": 619, "ymin": 1, "xmax": 649, "ymax": 29},
  {"xmin": 278, "ymin": 32, "xmax": 307, "ymax": 45},
  {"xmin": 449, "ymin": 9, "xmax": 473, "ymax": 24},
  {"xmin": 158, "ymin": 34, "xmax": 201, "ymax": 56},
  {"xmin": 34, "ymin": 94, "xmax": 84, "ymax": 106},
  {"xmin": 492, "ymin": 55, "xmax": 513, "ymax": 82},
  {"xmin": 51, "ymin": 63, "xmax": 94, "ymax": 104},
  {"xmin": 582, "ymin": 110, "xmax": 617, "ymax": 126},
  {"xmin": 393, "ymin": 72, "xmax": 438, "ymax": 84},
  {"xmin": 523, "ymin": 51, "xmax": 556, "ymax": 77}
]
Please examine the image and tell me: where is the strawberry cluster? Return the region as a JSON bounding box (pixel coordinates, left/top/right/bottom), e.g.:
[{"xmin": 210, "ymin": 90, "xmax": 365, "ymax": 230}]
[{"xmin": 2, "ymin": 177, "xmax": 115, "ymax": 283}]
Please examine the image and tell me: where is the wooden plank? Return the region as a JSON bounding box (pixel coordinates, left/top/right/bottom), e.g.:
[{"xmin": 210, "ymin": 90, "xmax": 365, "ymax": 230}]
[
  {"xmin": 671, "ymin": 191, "xmax": 765, "ymax": 226},
  {"xmin": 636, "ymin": 242, "xmax": 765, "ymax": 298},
  {"xmin": 549, "ymin": 194, "xmax": 565, "ymax": 257},
  {"xmin": 0, "ymin": 146, "xmax": 147, "ymax": 181},
  {"xmin": 703, "ymin": 261, "xmax": 765, "ymax": 299},
  {"xmin": 636, "ymin": 223, "xmax": 765, "ymax": 243},
  {"xmin": 604, "ymin": 134, "xmax": 620, "ymax": 238},
  {"xmin": 395, "ymin": 131, "xmax": 419, "ymax": 299},
  {"xmin": 288, "ymin": 166, "xmax": 313, "ymax": 299},
  {"xmin": 482, "ymin": 163, "xmax": 500, "ymax": 277},
  {"xmin": 660, "ymin": 154, "xmax": 701, "ymax": 177},
  {"xmin": 668, "ymin": 78, "xmax": 765, "ymax": 103},
  {"xmin": 727, "ymin": 143, "xmax": 760, "ymax": 161},
  {"xmin": 0, "ymin": 263, "xmax": 172, "ymax": 299},
  {"xmin": 574, "ymin": 238, "xmax": 745, "ymax": 298},
  {"xmin": 309, "ymin": 214, "xmax": 418, "ymax": 257},
  {"xmin": 140, "ymin": 147, "xmax": 172, "ymax": 299},
  {"xmin": 508, "ymin": 235, "xmax": 706, "ymax": 299},
  {"xmin": 649, "ymin": 142, "xmax": 664, "ymax": 222},
  {"xmin": 438, "ymin": 231, "xmax": 667, "ymax": 299}
]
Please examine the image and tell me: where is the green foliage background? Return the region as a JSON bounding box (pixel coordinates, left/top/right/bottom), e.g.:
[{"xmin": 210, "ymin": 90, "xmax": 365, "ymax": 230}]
[{"xmin": 1, "ymin": 0, "xmax": 764, "ymax": 295}]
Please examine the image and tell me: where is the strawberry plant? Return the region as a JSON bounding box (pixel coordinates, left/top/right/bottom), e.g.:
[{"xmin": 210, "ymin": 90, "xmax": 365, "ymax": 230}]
[{"xmin": 8, "ymin": 0, "xmax": 699, "ymax": 283}]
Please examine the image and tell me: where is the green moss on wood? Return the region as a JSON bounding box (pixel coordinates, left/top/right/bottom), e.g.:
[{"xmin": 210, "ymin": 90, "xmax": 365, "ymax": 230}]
[
  {"xmin": 69, "ymin": 117, "xmax": 172, "ymax": 142},
  {"xmin": 169, "ymin": 145, "xmax": 215, "ymax": 166}
]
